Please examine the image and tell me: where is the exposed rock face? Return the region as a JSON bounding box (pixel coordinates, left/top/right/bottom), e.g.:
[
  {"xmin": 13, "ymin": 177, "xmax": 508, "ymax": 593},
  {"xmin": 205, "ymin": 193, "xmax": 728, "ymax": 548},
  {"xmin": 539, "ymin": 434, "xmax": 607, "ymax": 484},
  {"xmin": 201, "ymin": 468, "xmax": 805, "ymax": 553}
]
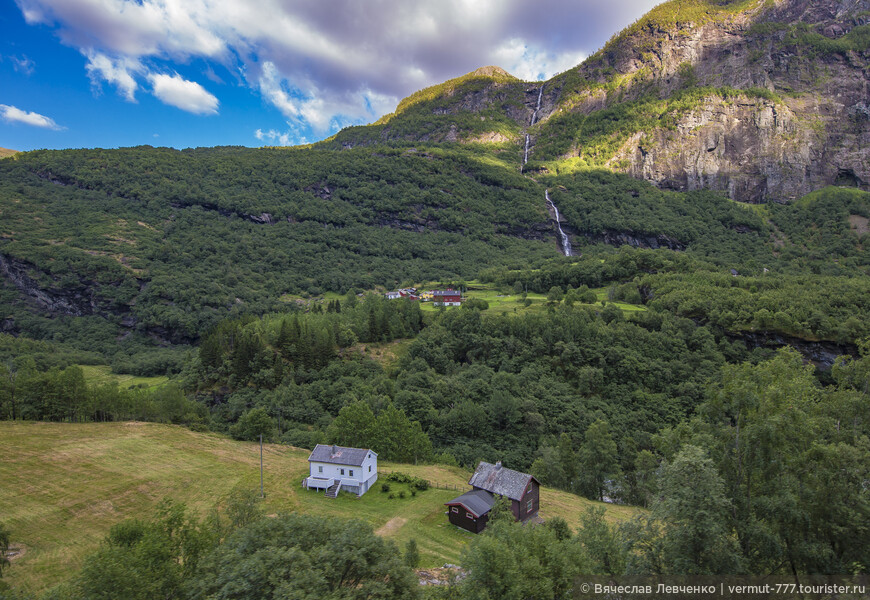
[
  {"xmin": 0, "ymin": 253, "xmax": 109, "ymax": 317},
  {"xmin": 534, "ymin": 0, "xmax": 870, "ymax": 202},
  {"xmin": 732, "ymin": 330, "xmax": 858, "ymax": 369},
  {"xmin": 581, "ymin": 229, "xmax": 687, "ymax": 251},
  {"xmin": 615, "ymin": 96, "xmax": 826, "ymax": 202}
]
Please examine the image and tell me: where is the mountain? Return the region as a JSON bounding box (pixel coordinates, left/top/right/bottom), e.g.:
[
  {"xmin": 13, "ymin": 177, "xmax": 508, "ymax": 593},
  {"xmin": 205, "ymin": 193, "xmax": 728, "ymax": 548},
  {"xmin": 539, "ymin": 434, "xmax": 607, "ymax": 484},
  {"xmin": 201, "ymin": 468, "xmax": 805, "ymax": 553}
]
[
  {"xmin": 0, "ymin": 0, "xmax": 868, "ymax": 370},
  {"xmin": 0, "ymin": 148, "xmax": 18, "ymax": 158},
  {"xmin": 334, "ymin": 0, "xmax": 870, "ymax": 203}
]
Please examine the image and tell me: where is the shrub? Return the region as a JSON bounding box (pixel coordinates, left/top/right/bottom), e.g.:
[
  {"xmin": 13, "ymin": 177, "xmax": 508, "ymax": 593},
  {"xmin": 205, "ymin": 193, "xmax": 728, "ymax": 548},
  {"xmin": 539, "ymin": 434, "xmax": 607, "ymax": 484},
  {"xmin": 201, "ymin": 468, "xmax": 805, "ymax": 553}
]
[{"xmin": 381, "ymin": 483, "xmax": 391, "ymax": 493}]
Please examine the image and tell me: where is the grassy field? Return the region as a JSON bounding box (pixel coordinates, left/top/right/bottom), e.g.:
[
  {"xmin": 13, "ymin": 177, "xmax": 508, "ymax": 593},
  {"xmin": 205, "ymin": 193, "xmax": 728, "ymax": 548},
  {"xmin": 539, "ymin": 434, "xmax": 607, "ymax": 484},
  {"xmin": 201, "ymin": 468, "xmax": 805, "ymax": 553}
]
[
  {"xmin": 77, "ymin": 365, "xmax": 169, "ymax": 390},
  {"xmin": 0, "ymin": 422, "xmax": 642, "ymax": 595}
]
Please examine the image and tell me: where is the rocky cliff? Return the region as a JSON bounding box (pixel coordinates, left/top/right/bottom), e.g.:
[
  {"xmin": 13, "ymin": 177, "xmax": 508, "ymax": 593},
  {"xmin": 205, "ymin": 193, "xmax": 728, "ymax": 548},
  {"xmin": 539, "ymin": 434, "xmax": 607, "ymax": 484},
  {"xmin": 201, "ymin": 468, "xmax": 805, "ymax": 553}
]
[{"xmin": 536, "ymin": 0, "xmax": 870, "ymax": 202}]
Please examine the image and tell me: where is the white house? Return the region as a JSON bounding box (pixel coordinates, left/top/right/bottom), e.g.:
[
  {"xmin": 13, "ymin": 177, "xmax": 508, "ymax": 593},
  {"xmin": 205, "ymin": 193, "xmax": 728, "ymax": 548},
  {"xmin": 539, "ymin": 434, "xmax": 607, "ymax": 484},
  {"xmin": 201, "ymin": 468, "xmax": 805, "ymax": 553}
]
[{"xmin": 305, "ymin": 444, "xmax": 378, "ymax": 497}]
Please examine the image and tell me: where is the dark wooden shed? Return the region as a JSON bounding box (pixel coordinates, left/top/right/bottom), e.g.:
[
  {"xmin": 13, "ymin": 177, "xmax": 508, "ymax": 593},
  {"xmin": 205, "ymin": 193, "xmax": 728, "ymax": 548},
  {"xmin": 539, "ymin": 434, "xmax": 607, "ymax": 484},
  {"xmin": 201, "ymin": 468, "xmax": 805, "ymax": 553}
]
[
  {"xmin": 444, "ymin": 489, "xmax": 495, "ymax": 534},
  {"xmin": 444, "ymin": 461, "xmax": 540, "ymax": 533}
]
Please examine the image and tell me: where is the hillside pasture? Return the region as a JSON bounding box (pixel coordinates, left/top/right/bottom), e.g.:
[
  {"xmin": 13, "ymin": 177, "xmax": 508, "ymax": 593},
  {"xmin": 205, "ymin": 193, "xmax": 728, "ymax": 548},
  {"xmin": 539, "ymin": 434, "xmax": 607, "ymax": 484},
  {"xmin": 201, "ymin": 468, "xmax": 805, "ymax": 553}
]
[{"xmin": 0, "ymin": 422, "xmax": 642, "ymax": 594}]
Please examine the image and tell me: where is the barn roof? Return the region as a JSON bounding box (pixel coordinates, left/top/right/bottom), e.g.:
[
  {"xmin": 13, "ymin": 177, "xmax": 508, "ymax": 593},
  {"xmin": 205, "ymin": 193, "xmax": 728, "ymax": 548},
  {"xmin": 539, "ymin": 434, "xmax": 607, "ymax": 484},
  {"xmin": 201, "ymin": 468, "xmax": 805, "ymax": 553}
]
[
  {"xmin": 308, "ymin": 444, "xmax": 375, "ymax": 466},
  {"xmin": 468, "ymin": 461, "xmax": 536, "ymax": 502},
  {"xmin": 444, "ymin": 489, "xmax": 495, "ymax": 518}
]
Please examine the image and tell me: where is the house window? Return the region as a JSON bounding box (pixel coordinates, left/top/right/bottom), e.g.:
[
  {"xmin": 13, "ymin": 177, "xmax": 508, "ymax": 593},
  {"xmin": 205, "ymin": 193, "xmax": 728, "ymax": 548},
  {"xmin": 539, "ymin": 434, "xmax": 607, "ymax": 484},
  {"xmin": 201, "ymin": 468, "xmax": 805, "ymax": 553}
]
[
  {"xmin": 340, "ymin": 468, "xmax": 345, "ymax": 475},
  {"xmin": 318, "ymin": 466, "xmax": 323, "ymax": 473},
  {"xmin": 368, "ymin": 465, "xmax": 371, "ymax": 472},
  {"xmin": 527, "ymin": 499, "xmax": 533, "ymax": 512},
  {"xmin": 349, "ymin": 470, "xmax": 354, "ymax": 477},
  {"xmin": 451, "ymin": 507, "xmax": 458, "ymax": 513},
  {"xmin": 466, "ymin": 512, "xmax": 474, "ymax": 519}
]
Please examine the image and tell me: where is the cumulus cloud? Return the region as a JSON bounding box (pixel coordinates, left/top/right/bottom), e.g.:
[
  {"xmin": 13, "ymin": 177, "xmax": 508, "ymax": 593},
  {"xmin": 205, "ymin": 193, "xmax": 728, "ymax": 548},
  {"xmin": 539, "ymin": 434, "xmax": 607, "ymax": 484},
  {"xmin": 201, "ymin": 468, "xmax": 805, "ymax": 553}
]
[
  {"xmin": 0, "ymin": 104, "xmax": 64, "ymax": 129},
  {"xmin": 148, "ymin": 73, "xmax": 219, "ymax": 114},
  {"xmin": 85, "ymin": 51, "xmax": 140, "ymax": 100},
  {"xmin": 14, "ymin": 0, "xmax": 663, "ymax": 134}
]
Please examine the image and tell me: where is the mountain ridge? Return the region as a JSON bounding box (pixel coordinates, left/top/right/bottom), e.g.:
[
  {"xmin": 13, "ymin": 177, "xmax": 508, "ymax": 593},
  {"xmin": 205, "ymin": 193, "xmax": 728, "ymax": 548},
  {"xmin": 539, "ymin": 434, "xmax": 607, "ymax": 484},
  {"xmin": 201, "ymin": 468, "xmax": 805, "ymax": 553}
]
[{"xmin": 332, "ymin": 0, "xmax": 870, "ymax": 202}]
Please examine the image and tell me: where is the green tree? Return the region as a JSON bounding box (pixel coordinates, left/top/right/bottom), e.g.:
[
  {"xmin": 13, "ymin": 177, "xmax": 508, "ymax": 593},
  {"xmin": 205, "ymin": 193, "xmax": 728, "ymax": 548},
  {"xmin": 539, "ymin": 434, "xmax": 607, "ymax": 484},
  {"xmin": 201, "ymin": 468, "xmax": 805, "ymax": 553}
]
[
  {"xmin": 404, "ymin": 539, "xmax": 420, "ymax": 568},
  {"xmin": 230, "ymin": 408, "xmax": 276, "ymax": 442},
  {"xmin": 576, "ymin": 506, "xmax": 626, "ymax": 575},
  {"xmin": 654, "ymin": 445, "xmax": 743, "ymax": 574},
  {"xmin": 578, "ymin": 420, "xmax": 621, "ymax": 501},
  {"xmin": 188, "ymin": 513, "xmax": 418, "ymax": 600},
  {"xmin": 326, "ymin": 400, "xmax": 376, "ymax": 449}
]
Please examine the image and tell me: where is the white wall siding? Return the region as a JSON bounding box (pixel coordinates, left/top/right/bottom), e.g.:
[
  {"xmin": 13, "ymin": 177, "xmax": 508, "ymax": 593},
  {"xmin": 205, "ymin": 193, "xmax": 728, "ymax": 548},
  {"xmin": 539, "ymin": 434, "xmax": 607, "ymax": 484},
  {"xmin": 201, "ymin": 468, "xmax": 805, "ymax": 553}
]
[{"xmin": 309, "ymin": 461, "xmax": 366, "ymax": 484}]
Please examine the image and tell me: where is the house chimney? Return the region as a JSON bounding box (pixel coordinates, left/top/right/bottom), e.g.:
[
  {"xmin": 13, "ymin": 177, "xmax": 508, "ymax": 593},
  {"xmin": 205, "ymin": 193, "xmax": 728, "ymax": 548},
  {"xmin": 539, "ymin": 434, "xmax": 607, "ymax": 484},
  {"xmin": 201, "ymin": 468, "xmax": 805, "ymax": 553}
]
[
  {"xmin": 331, "ymin": 444, "xmax": 337, "ymax": 455},
  {"xmin": 495, "ymin": 461, "xmax": 502, "ymax": 470}
]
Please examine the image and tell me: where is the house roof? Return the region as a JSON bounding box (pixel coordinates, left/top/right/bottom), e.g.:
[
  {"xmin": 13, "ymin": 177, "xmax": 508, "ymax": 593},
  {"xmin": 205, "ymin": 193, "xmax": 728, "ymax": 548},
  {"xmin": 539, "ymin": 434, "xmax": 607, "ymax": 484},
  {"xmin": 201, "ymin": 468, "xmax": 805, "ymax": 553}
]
[
  {"xmin": 468, "ymin": 461, "xmax": 536, "ymax": 502},
  {"xmin": 308, "ymin": 444, "xmax": 375, "ymax": 466},
  {"xmin": 444, "ymin": 489, "xmax": 495, "ymax": 518},
  {"xmin": 433, "ymin": 290, "xmax": 460, "ymax": 296}
]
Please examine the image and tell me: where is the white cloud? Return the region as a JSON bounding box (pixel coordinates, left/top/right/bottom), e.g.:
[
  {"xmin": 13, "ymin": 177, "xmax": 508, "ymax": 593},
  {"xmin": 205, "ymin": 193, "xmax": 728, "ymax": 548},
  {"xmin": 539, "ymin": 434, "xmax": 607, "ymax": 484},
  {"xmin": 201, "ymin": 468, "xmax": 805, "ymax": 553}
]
[
  {"xmin": 0, "ymin": 104, "xmax": 65, "ymax": 129},
  {"xmin": 15, "ymin": 0, "xmax": 663, "ymax": 135},
  {"xmin": 85, "ymin": 51, "xmax": 140, "ymax": 101},
  {"xmin": 255, "ymin": 127, "xmax": 296, "ymax": 146},
  {"xmin": 492, "ymin": 39, "xmax": 587, "ymax": 81},
  {"xmin": 148, "ymin": 73, "xmax": 219, "ymax": 115},
  {"xmin": 11, "ymin": 55, "xmax": 36, "ymax": 76}
]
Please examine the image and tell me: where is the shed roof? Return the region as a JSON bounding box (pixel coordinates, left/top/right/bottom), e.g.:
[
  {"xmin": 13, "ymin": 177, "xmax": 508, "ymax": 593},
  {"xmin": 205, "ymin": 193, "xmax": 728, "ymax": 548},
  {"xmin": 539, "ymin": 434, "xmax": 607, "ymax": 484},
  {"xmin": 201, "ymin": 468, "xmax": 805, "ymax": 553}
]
[
  {"xmin": 468, "ymin": 461, "xmax": 536, "ymax": 502},
  {"xmin": 308, "ymin": 444, "xmax": 375, "ymax": 466},
  {"xmin": 444, "ymin": 489, "xmax": 495, "ymax": 518}
]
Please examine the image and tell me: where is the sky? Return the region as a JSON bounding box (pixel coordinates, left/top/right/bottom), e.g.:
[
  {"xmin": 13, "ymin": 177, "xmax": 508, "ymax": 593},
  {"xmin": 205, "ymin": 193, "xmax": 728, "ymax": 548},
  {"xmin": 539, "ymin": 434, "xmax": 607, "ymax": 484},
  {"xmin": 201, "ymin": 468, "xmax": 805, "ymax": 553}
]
[{"xmin": 1, "ymin": 0, "xmax": 662, "ymax": 151}]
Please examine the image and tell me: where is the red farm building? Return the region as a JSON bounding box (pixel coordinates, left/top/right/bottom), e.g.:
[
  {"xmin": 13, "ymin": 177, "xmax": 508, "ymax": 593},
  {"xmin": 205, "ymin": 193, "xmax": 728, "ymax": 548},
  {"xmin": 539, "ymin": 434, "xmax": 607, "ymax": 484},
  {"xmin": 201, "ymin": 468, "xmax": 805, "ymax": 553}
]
[{"xmin": 444, "ymin": 461, "xmax": 540, "ymax": 533}]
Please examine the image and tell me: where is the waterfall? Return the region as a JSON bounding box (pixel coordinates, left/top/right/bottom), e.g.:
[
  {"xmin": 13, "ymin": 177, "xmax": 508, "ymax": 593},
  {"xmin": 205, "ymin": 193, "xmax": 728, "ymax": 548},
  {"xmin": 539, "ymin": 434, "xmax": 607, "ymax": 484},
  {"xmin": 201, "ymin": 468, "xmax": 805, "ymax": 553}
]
[
  {"xmin": 522, "ymin": 86, "xmax": 544, "ymax": 166},
  {"xmin": 530, "ymin": 86, "xmax": 543, "ymax": 126},
  {"xmin": 546, "ymin": 190, "xmax": 573, "ymax": 256}
]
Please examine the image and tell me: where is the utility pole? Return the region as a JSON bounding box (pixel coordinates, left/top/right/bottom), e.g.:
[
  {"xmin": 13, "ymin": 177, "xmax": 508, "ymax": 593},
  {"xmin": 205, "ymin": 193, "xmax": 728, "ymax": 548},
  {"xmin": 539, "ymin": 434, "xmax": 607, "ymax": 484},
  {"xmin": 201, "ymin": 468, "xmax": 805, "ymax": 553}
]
[{"xmin": 260, "ymin": 434, "xmax": 265, "ymax": 498}]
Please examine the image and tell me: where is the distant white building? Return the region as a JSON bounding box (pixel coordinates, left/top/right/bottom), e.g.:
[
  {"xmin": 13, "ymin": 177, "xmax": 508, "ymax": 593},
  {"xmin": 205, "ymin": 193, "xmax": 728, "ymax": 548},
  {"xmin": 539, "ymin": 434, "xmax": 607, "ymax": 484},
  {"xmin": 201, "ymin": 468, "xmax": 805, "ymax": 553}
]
[{"xmin": 305, "ymin": 444, "xmax": 378, "ymax": 498}]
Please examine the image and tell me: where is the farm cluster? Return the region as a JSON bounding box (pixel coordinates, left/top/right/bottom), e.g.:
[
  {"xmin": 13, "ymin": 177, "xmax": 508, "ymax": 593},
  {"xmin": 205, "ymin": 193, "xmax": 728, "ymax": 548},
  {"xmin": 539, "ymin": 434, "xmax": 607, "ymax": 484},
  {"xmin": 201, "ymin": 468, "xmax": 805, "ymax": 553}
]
[{"xmin": 384, "ymin": 288, "xmax": 462, "ymax": 306}]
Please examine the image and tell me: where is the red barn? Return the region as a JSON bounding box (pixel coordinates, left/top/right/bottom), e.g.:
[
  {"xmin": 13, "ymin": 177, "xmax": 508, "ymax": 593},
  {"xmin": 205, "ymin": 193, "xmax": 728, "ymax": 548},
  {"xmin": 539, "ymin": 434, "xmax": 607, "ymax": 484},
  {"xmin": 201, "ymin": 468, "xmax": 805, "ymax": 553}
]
[
  {"xmin": 432, "ymin": 289, "xmax": 461, "ymax": 306},
  {"xmin": 444, "ymin": 461, "xmax": 540, "ymax": 533}
]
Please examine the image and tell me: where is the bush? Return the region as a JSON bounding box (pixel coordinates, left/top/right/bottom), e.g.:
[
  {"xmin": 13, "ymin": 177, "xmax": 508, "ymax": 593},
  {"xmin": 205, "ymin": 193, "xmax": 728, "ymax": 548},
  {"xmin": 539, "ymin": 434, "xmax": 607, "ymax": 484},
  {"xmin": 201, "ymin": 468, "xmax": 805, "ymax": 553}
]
[
  {"xmin": 398, "ymin": 490, "xmax": 406, "ymax": 499},
  {"xmin": 381, "ymin": 483, "xmax": 391, "ymax": 493},
  {"xmin": 388, "ymin": 493, "xmax": 395, "ymax": 499}
]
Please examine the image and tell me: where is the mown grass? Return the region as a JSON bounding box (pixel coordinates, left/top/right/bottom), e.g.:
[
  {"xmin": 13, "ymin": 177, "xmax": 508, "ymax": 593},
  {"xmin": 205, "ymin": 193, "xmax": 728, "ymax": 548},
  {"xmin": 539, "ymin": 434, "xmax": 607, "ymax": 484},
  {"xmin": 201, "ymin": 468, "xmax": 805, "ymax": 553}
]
[
  {"xmin": 77, "ymin": 365, "xmax": 169, "ymax": 390},
  {"xmin": 0, "ymin": 422, "xmax": 642, "ymax": 594}
]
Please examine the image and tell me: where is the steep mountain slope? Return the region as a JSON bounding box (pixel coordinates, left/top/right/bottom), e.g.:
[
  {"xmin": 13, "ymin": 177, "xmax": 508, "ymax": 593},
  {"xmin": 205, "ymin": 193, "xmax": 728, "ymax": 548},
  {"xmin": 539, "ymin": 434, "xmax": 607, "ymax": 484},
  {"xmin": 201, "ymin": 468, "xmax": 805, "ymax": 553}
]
[
  {"xmin": 333, "ymin": 0, "xmax": 870, "ymax": 203},
  {"xmin": 534, "ymin": 0, "xmax": 870, "ymax": 202}
]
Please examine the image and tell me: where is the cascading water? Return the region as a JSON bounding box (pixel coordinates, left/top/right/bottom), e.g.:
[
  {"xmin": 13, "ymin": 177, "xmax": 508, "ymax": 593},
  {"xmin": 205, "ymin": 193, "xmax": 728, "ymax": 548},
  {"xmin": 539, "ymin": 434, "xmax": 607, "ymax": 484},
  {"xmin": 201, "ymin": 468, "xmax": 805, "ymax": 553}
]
[
  {"xmin": 530, "ymin": 86, "xmax": 543, "ymax": 126},
  {"xmin": 546, "ymin": 190, "xmax": 573, "ymax": 256},
  {"xmin": 522, "ymin": 86, "xmax": 544, "ymax": 166}
]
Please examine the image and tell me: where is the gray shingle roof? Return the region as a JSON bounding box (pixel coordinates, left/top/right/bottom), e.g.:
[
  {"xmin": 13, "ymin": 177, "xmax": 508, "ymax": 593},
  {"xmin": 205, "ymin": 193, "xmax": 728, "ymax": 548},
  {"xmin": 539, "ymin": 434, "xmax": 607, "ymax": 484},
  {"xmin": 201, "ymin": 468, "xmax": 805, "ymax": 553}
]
[
  {"xmin": 444, "ymin": 489, "xmax": 495, "ymax": 518},
  {"xmin": 468, "ymin": 461, "xmax": 535, "ymax": 501},
  {"xmin": 308, "ymin": 444, "xmax": 374, "ymax": 466}
]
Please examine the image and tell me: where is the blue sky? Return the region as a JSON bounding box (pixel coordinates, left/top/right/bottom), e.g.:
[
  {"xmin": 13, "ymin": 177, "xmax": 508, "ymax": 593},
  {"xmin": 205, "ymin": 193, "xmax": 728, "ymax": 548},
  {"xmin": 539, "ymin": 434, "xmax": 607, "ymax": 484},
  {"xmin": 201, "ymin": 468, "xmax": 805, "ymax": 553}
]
[{"xmin": 1, "ymin": 0, "xmax": 661, "ymax": 151}]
